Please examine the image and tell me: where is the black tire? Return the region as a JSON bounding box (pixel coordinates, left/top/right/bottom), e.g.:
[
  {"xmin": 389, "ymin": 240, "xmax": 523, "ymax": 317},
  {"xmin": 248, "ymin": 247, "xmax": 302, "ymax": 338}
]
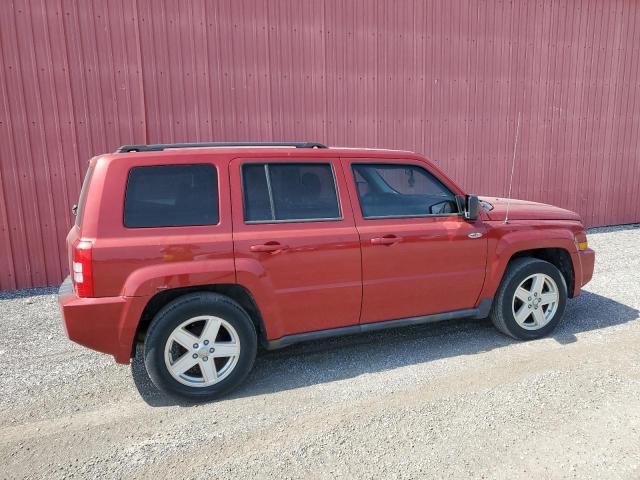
[
  {"xmin": 490, "ymin": 257, "xmax": 567, "ymax": 340},
  {"xmin": 144, "ymin": 292, "xmax": 257, "ymax": 401}
]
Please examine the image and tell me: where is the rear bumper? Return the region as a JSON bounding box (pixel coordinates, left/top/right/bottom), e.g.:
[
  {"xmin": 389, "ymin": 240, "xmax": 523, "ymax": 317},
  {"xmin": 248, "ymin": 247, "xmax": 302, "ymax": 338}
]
[{"xmin": 58, "ymin": 276, "xmax": 136, "ymax": 364}]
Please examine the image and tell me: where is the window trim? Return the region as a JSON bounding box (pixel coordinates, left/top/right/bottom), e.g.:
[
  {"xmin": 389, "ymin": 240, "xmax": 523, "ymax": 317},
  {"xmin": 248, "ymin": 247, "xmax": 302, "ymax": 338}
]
[
  {"xmin": 351, "ymin": 162, "xmax": 462, "ymax": 220},
  {"xmin": 241, "ymin": 161, "xmax": 344, "ymax": 224},
  {"xmin": 123, "ymin": 163, "xmax": 220, "ymax": 229}
]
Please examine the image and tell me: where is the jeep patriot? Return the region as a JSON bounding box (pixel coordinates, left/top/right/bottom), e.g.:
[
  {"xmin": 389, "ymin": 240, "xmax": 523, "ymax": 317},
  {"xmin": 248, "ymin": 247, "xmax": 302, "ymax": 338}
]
[{"xmin": 58, "ymin": 142, "xmax": 595, "ymax": 400}]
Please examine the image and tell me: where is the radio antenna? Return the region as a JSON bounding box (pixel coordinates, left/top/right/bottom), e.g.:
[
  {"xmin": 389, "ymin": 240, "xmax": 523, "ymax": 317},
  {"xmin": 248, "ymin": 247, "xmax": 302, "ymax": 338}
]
[{"xmin": 504, "ymin": 112, "xmax": 521, "ymax": 224}]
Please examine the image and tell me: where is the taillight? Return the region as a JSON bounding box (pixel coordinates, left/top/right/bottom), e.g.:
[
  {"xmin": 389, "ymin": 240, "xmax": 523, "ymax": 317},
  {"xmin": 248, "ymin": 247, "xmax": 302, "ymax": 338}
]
[{"xmin": 73, "ymin": 240, "xmax": 94, "ymax": 297}]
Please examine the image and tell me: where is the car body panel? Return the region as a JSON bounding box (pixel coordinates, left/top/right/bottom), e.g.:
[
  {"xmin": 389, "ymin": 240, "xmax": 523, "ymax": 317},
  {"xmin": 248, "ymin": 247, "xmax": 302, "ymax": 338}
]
[
  {"xmin": 58, "ymin": 275, "xmax": 142, "ymax": 363},
  {"xmin": 480, "ymin": 196, "xmax": 581, "ymax": 222}
]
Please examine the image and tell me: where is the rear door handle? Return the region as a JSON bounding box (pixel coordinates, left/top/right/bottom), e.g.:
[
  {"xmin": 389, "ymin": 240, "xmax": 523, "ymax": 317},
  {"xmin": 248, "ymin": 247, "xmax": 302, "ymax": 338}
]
[
  {"xmin": 370, "ymin": 235, "xmax": 402, "ymax": 246},
  {"xmin": 250, "ymin": 242, "xmax": 289, "ymax": 253}
]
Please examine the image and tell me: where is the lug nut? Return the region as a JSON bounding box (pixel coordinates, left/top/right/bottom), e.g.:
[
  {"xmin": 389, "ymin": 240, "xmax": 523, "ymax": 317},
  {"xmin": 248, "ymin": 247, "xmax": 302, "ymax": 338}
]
[
  {"xmin": 528, "ymin": 297, "xmax": 531, "ymax": 301},
  {"xmin": 534, "ymin": 293, "xmax": 538, "ymax": 297},
  {"xmin": 528, "ymin": 304, "xmax": 532, "ymax": 308},
  {"xmin": 204, "ymin": 340, "xmax": 209, "ymax": 345},
  {"xmin": 203, "ymin": 356, "xmax": 208, "ymax": 361},
  {"xmin": 209, "ymin": 347, "xmax": 215, "ymax": 353},
  {"xmin": 193, "ymin": 343, "xmax": 199, "ymax": 349},
  {"xmin": 192, "ymin": 353, "xmax": 198, "ymax": 359}
]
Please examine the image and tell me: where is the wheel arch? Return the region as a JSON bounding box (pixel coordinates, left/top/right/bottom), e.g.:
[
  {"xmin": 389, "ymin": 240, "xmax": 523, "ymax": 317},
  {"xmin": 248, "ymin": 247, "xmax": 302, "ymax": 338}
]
[
  {"xmin": 507, "ymin": 248, "xmax": 574, "ymax": 297},
  {"xmin": 481, "ymin": 228, "xmax": 580, "ymax": 302},
  {"xmin": 133, "ymin": 284, "xmax": 267, "ymax": 356}
]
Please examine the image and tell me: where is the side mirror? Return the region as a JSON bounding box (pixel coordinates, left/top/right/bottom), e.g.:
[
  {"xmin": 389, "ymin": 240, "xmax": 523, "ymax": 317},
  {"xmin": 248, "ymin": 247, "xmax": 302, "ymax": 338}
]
[{"xmin": 464, "ymin": 194, "xmax": 479, "ymax": 221}]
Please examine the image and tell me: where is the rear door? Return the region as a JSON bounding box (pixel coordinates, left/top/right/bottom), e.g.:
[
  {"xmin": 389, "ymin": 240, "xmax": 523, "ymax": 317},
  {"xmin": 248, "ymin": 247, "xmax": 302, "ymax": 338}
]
[
  {"xmin": 230, "ymin": 157, "xmax": 362, "ymax": 340},
  {"xmin": 342, "ymin": 158, "xmax": 488, "ymax": 324}
]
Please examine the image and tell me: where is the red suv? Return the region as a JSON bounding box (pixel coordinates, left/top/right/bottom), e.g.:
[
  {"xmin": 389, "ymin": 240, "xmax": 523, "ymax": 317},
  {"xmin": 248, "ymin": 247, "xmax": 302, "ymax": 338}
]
[{"xmin": 58, "ymin": 142, "xmax": 595, "ymax": 400}]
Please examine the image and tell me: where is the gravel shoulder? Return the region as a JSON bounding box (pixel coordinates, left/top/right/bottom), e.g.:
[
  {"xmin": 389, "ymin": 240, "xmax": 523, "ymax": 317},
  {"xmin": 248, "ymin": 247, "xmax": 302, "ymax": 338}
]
[{"xmin": 1, "ymin": 225, "xmax": 640, "ymax": 479}]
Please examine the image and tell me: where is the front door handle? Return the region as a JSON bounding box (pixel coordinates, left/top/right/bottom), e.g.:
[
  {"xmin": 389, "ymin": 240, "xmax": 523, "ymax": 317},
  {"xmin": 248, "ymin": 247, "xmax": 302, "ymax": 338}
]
[
  {"xmin": 250, "ymin": 242, "xmax": 289, "ymax": 253},
  {"xmin": 370, "ymin": 235, "xmax": 402, "ymax": 246}
]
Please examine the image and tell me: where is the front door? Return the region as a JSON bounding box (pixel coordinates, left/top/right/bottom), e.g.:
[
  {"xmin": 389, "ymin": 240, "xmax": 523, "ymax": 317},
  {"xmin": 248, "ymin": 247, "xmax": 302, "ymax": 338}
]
[
  {"xmin": 230, "ymin": 157, "xmax": 362, "ymax": 340},
  {"xmin": 342, "ymin": 158, "xmax": 488, "ymax": 324}
]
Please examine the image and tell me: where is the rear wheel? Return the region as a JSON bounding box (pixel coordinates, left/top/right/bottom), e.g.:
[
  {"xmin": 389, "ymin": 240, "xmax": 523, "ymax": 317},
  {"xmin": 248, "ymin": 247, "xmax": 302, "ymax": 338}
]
[
  {"xmin": 144, "ymin": 292, "xmax": 257, "ymax": 401},
  {"xmin": 490, "ymin": 258, "xmax": 567, "ymax": 340}
]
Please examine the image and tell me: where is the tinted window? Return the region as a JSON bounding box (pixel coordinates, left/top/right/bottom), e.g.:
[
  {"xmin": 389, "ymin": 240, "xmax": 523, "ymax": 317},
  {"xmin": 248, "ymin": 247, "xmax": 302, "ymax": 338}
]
[
  {"xmin": 243, "ymin": 163, "xmax": 340, "ymax": 222},
  {"xmin": 124, "ymin": 164, "xmax": 218, "ymax": 228},
  {"xmin": 242, "ymin": 164, "xmax": 273, "ymax": 222},
  {"xmin": 352, "ymin": 164, "xmax": 458, "ymax": 218}
]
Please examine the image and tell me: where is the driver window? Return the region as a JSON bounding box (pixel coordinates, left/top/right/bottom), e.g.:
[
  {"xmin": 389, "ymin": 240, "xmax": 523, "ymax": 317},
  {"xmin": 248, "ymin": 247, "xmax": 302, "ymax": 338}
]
[{"xmin": 352, "ymin": 163, "xmax": 459, "ymax": 218}]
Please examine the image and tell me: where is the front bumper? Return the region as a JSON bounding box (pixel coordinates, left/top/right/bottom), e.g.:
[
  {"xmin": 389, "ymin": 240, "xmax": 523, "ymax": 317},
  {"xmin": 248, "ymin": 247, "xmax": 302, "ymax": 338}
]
[
  {"xmin": 58, "ymin": 276, "xmax": 135, "ymax": 364},
  {"xmin": 577, "ymin": 247, "xmax": 595, "ymax": 290}
]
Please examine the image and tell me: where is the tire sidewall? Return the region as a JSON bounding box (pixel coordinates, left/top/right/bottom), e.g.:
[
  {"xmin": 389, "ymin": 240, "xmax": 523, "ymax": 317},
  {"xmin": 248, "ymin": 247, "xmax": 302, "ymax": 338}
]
[
  {"xmin": 144, "ymin": 293, "xmax": 257, "ymax": 401},
  {"xmin": 499, "ymin": 260, "xmax": 567, "ymax": 339}
]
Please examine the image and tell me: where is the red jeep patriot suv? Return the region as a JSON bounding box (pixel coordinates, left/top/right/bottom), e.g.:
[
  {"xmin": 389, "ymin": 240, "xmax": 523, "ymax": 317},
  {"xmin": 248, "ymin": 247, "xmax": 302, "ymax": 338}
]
[{"xmin": 58, "ymin": 142, "xmax": 595, "ymax": 400}]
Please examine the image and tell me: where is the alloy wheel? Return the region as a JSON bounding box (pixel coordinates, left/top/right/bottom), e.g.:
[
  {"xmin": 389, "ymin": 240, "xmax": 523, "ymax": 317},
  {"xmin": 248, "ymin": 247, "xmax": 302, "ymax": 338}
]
[
  {"xmin": 511, "ymin": 273, "xmax": 560, "ymax": 330},
  {"xmin": 164, "ymin": 315, "xmax": 241, "ymax": 387}
]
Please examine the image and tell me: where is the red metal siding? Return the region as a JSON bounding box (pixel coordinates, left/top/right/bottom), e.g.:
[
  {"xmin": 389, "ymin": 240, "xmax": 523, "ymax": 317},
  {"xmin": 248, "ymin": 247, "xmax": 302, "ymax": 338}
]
[{"xmin": 1, "ymin": 0, "xmax": 639, "ymax": 290}]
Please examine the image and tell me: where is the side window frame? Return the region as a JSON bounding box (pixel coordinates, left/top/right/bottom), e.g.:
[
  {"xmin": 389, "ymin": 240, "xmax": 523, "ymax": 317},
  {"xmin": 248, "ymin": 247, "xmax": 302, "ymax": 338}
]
[
  {"xmin": 350, "ymin": 162, "xmax": 461, "ymax": 220},
  {"xmin": 240, "ymin": 161, "xmax": 343, "ymax": 224}
]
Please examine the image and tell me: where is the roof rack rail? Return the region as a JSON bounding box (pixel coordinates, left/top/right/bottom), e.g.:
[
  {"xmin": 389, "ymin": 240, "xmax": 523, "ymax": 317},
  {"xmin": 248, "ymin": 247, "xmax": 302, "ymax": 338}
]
[{"xmin": 115, "ymin": 142, "xmax": 328, "ymax": 153}]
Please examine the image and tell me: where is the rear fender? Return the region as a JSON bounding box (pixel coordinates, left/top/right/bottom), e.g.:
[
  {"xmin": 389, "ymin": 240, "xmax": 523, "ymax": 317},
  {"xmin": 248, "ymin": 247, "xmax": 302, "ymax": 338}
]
[
  {"xmin": 115, "ymin": 259, "xmax": 236, "ymax": 361},
  {"xmin": 122, "ymin": 259, "xmax": 236, "ymax": 298}
]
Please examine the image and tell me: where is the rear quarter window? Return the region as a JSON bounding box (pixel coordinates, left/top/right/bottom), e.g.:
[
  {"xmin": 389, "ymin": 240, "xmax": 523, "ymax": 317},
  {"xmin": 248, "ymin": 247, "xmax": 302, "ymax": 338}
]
[{"xmin": 124, "ymin": 164, "xmax": 219, "ymax": 228}]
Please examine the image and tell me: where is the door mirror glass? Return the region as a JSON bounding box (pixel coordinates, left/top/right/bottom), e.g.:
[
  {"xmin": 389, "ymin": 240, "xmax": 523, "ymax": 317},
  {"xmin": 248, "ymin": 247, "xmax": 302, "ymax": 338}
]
[{"xmin": 464, "ymin": 194, "xmax": 479, "ymax": 221}]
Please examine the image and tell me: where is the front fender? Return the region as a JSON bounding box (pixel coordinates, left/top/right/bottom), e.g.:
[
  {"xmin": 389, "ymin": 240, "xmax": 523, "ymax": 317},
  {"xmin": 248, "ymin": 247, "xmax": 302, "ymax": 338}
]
[{"xmin": 481, "ymin": 225, "xmax": 580, "ymax": 300}]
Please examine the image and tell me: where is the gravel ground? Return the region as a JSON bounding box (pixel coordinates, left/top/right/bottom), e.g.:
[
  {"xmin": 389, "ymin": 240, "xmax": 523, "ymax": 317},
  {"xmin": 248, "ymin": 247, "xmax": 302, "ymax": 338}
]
[{"xmin": 1, "ymin": 224, "xmax": 640, "ymax": 479}]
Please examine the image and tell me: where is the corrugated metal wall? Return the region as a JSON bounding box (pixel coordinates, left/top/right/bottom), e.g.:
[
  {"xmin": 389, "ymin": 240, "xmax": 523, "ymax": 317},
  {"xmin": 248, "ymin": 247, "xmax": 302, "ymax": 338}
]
[{"xmin": 1, "ymin": 0, "xmax": 639, "ymax": 290}]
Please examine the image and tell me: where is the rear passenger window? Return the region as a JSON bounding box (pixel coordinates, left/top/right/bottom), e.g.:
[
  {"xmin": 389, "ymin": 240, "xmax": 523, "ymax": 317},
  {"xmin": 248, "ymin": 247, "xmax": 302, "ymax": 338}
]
[
  {"xmin": 242, "ymin": 163, "xmax": 341, "ymax": 222},
  {"xmin": 124, "ymin": 164, "xmax": 218, "ymax": 228}
]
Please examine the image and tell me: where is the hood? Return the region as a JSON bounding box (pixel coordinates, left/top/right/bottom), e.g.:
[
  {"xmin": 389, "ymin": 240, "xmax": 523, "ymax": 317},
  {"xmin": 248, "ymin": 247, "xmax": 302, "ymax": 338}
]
[{"xmin": 479, "ymin": 196, "xmax": 581, "ymax": 222}]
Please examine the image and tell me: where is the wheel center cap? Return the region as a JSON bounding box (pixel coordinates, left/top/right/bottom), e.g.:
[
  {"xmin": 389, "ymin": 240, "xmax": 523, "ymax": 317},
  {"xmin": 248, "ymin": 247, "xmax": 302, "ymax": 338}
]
[{"xmin": 197, "ymin": 347, "xmax": 209, "ymax": 358}]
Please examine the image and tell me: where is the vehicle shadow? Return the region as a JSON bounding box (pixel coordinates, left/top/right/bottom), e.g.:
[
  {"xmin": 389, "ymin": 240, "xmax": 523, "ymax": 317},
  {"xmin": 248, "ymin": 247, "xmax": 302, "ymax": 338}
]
[
  {"xmin": 131, "ymin": 291, "xmax": 638, "ymax": 407},
  {"xmin": 0, "ymin": 286, "xmax": 58, "ymax": 300}
]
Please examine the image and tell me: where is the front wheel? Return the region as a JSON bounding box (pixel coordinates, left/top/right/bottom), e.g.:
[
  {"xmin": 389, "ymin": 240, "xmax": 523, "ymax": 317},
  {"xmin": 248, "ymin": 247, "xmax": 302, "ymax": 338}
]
[
  {"xmin": 490, "ymin": 258, "xmax": 567, "ymax": 340},
  {"xmin": 144, "ymin": 292, "xmax": 257, "ymax": 401}
]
